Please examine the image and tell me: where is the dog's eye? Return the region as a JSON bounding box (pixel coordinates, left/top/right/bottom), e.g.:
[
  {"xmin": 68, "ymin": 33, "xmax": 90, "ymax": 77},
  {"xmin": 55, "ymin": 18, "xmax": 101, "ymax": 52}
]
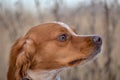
[{"xmin": 58, "ymin": 34, "xmax": 68, "ymax": 42}]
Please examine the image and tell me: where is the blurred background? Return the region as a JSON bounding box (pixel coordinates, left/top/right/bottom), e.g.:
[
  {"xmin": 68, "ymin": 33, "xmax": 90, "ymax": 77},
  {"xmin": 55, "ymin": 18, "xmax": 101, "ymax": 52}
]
[{"xmin": 0, "ymin": 0, "xmax": 120, "ymax": 80}]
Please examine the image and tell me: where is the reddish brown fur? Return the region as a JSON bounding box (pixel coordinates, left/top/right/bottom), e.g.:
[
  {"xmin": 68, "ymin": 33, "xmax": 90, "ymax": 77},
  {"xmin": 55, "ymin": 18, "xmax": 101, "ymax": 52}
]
[{"xmin": 7, "ymin": 22, "xmax": 102, "ymax": 80}]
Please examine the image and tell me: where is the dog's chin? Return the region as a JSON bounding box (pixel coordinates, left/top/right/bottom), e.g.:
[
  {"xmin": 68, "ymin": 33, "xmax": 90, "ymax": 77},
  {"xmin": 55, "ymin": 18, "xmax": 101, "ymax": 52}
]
[{"xmin": 68, "ymin": 47, "xmax": 102, "ymax": 66}]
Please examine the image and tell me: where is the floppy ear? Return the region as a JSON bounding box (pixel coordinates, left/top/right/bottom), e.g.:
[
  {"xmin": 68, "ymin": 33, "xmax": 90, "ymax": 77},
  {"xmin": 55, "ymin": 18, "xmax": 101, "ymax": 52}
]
[{"xmin": 7, "ymin": 37, "xmax": 36, "ymax": 80}]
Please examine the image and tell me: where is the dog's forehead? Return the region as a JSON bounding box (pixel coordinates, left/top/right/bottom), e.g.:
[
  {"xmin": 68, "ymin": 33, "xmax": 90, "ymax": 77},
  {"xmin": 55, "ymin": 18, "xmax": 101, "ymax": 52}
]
[
  {"xmin": 53, "ymin": 22, "xmax": 75, "ymax": 35},
  {"xmin": 27, "ymin": 22, "xmax": 76, "ymax": 38},
  {"xmin": 53, "ymin": 22, "xmax": 70, "ymax": 30}
]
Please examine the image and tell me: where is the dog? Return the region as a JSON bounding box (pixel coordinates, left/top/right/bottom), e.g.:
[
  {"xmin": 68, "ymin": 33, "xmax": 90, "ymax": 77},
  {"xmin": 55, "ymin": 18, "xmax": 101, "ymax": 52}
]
[{"xmin": 7, "ymin": 22, "xmax": 102, "ymax": 80}]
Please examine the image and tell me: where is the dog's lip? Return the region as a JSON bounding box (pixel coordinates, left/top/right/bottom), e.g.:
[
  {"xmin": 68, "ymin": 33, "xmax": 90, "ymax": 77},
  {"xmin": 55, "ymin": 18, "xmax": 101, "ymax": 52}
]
[{"xmin": 68, "ymin": 58, "xmax": 87, "ymax": 66}]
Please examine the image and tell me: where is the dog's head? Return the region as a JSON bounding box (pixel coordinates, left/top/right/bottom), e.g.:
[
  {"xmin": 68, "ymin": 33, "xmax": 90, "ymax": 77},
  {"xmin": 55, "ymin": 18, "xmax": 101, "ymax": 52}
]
[{"xmin": 8, "ymin": 22, "xmax": 102, "ymax": 80}]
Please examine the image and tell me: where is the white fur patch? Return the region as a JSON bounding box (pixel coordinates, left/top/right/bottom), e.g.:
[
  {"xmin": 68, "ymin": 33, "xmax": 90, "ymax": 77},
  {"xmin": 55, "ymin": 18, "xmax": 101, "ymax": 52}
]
[
  {"xmin": 53, "ymin": 21, "xmax": 76, "ymax": 36},
  {"xmin": 26, "ymin": 69, "xmax": 62, "ymax": 80}
]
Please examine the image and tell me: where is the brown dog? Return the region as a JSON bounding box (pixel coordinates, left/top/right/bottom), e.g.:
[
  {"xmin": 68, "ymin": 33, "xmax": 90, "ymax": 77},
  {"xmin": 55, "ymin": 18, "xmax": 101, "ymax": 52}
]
[{"xmin": 7, "ymin": 22, "xmax": 102, "ymax": 80}]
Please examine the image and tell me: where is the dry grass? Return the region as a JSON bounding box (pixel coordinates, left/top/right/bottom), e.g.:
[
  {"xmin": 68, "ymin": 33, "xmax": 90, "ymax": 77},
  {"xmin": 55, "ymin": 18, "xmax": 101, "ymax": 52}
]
[{"xmin": 0, "ymin": 0, "xmax": 120, "ymax": 80}]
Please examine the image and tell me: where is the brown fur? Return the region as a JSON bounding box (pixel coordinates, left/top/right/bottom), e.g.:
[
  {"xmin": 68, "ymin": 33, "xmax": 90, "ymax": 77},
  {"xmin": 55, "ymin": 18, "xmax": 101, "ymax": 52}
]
[{"xmin": 7, "ymin": 22, "xmax": 102, "ymax": 80}]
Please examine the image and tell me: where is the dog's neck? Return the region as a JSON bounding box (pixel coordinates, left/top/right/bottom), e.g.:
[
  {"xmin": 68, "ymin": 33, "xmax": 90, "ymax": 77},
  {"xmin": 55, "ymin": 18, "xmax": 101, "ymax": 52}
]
[{"xmin": 26, "ymin": 69, "xmax": 62, "ymax": 80}]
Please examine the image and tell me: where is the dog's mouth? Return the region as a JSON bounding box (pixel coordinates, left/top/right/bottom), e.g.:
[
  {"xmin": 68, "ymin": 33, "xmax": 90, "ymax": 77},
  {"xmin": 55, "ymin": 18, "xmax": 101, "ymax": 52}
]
[
  {"xmin": 68, "ymin": 47, "xmax": 102, "ymax": 66},
  {"xmin": 68, "ymin": 58, "xmax": 87, "ymax": 66}
]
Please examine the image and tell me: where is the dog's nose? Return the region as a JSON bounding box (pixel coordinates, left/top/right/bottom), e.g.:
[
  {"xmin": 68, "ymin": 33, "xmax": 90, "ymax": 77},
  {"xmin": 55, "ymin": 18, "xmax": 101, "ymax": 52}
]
[{"xmin": 92, "ymin": 36, "xmax": 102, "ymax": 46}]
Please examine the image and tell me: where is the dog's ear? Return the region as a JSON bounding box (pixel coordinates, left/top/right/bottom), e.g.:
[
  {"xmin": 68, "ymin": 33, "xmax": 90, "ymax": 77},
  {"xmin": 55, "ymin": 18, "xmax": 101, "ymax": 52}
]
[
  {"xmin": 15, "ymin": 38, "xmax": 36, "ymax": 80},
  {"xmin": 7, "ymin": 37, "xmax": 36, "ymax": 80}
]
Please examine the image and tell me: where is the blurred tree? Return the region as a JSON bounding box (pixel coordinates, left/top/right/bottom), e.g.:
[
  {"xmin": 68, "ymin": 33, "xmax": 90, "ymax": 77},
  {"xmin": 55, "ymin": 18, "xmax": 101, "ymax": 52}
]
[
  {"xmin": 52, "ymin": 0, "xmax": 63, "ymax": 21},
  {"xmin": 34, "ymin": 0, "xmax": 44, "ymax": 22}
]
